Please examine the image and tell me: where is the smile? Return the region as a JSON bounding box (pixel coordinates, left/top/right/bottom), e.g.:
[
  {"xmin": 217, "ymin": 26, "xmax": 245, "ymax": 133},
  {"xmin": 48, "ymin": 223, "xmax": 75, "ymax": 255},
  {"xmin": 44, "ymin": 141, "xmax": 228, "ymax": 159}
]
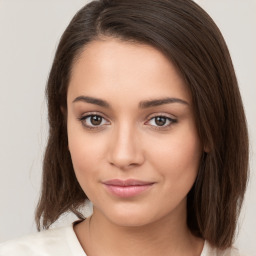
[{"xmin": 102, "ymin": 179, "xmax": 155, "ymax": 198}]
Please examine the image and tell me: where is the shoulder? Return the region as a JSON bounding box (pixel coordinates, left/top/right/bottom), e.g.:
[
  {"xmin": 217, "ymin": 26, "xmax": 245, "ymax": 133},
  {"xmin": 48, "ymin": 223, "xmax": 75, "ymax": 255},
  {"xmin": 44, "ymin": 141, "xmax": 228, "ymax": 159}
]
[
  {"xmin": 0, "ymin": 224, "xmax": 84, "ymax": 256},
  {"xmin": 201, "ymin": 241, "xmax": 246, "ymax": 256}
]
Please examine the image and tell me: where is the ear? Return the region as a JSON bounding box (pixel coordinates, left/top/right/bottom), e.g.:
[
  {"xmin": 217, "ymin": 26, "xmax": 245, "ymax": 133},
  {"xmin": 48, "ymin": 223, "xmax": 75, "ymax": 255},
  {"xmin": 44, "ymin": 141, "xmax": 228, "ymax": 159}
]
[{"xmin": 60, "ymin": 106, "xmax": 66, "ymax": 115}]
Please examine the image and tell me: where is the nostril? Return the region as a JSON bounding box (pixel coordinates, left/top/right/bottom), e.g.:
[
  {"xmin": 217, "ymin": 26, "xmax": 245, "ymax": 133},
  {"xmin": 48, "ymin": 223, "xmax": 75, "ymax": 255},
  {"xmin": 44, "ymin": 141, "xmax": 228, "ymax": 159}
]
[
  {"xmin": 108, "ymin": 148, "xmax": 145, "ymax": 169},
  {"xmin": 107, "ymin": 128, "xmax": 145, "ymax": 168}
]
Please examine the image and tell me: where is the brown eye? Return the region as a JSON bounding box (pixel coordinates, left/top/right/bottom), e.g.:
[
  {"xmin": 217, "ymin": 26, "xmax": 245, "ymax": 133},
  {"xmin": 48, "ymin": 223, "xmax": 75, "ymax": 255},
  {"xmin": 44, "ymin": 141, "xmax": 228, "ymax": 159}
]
[
  {"xmin": 79, "ymin": 114, "xmax": 109, "ymax": 129},
  {"xmin": 90, "ymin": 115, "xmax": 102, "ymax": 126},
  {"xmin": 147, "ymin": 115, "xmax": 177, "ymax": 129},
  {"xmin": 155, "ymin": 116, "xmax": 167, "ymax": 126}
]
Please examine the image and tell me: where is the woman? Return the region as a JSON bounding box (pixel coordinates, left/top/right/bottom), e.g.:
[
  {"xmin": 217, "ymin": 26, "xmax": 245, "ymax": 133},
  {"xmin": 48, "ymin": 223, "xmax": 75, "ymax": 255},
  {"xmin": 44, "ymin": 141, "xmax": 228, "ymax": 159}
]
[{"xmin": 0, "ymin": 0, "xmax": 248, "ymax": 255}]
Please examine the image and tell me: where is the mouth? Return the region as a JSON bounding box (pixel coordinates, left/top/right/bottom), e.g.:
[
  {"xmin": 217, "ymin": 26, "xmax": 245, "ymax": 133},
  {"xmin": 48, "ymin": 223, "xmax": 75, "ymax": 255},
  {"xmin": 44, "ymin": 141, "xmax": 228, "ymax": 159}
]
[{"xmin": 102, "ymin": 179, "xmax": 155, "ymax": 198}]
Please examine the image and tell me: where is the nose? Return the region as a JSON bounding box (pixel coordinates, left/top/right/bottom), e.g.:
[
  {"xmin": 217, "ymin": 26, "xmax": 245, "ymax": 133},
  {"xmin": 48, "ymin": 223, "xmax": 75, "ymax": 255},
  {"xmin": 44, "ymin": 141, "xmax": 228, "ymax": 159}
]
[{"xmin": 107, "ymin": 123, "xmax": 145, "ymax": 170}]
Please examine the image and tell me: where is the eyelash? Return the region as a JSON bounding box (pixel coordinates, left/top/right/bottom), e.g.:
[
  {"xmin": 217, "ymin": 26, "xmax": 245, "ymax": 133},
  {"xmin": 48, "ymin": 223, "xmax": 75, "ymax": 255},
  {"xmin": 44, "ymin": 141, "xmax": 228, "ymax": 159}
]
[{"xmin": 78, "ymin": 113, "xmax": 177, "ymax": 131}]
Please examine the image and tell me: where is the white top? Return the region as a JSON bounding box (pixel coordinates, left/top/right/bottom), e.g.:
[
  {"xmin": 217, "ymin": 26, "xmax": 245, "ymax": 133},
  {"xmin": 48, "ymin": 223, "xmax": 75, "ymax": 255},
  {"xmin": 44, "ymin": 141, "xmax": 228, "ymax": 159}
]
[{"xmin": 0, "ymin": 223, "xmax": 241, "ymax": 256}]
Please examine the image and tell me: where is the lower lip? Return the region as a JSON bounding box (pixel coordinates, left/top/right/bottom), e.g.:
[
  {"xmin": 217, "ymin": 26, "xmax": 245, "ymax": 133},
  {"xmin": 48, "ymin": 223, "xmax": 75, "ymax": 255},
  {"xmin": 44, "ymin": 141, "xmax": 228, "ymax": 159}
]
[{"xmin": 104, "ymin": 184, "xmax": 154, "ymax": 198}]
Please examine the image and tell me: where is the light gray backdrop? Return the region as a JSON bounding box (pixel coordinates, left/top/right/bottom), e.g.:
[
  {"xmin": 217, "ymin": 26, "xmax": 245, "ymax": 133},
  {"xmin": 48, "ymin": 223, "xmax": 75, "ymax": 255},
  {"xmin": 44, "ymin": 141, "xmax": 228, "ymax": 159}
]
[{"xmin": 0, "ymin": 0, "xmax": 255, "ymax": 254}]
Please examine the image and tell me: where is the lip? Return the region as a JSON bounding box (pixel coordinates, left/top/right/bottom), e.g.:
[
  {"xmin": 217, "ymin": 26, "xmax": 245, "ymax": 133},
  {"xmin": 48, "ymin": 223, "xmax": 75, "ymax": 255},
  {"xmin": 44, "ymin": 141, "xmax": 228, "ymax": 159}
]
[{"xmin": 102, "ymin": 179, "xmax": 155, "ymax": 198}]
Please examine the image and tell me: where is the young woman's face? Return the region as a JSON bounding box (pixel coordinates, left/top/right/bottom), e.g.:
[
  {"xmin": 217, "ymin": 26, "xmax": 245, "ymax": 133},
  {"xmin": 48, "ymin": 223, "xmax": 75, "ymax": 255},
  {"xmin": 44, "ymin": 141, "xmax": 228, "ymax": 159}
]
[{"xmin": 67, "ymin": 38, "xmax": 202, "ymax": 227}]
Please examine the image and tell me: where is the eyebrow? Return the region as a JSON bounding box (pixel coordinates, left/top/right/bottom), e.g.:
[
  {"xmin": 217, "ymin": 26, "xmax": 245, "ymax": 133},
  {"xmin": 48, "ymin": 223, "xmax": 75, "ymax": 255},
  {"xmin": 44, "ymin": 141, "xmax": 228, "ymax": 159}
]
[
  {"xmin": 73, "ymin": 96, "xmax": 110, "ymax": 108},
  {"xmin": 72, "ymin": 96, "xmax": 189, "ymax": 108},
  {"xmin": 139, "ymin": 97, "xmax": 189, "ymax": 108}
]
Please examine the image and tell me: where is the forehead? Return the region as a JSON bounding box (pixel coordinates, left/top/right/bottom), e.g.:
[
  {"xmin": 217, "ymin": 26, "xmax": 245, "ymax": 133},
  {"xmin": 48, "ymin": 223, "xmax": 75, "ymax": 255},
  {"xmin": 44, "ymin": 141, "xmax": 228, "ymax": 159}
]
[{"xmin": 67, "ymin": 38, "xmax": 191, "ymax": 105}]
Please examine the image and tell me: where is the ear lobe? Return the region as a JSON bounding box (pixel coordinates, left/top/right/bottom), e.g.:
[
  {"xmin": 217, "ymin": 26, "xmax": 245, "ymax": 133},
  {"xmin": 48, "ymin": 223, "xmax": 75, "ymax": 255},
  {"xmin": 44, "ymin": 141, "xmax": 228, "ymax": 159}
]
[{"xmin": 60, "ymin": 106, "xmax": 66, "ymax": 115}]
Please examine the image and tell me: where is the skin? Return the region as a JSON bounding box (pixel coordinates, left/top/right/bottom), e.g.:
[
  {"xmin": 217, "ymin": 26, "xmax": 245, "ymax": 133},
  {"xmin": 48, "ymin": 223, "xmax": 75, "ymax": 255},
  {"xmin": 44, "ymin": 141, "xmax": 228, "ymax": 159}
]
[{"xmin": 67, "ymin": 38, "xmax": 204, "ymax": 256}]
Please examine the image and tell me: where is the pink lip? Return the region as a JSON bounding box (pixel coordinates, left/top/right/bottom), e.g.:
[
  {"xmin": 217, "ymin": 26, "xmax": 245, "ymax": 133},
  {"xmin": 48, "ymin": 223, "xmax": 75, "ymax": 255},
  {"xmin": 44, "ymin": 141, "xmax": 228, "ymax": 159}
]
[{"xmin": 102, "ymin": 179, "xmax": 155, "ymax": 198}]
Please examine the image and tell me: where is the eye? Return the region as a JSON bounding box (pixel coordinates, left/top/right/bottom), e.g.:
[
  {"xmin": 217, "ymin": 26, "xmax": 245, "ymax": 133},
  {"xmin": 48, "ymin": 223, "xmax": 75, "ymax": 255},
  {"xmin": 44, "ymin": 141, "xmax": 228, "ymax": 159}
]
[
  {"xmin": 79, "ymin": 114, "xmax": 110, "ymax": 129},
  {"xmin": 146, "ymin": 115, "xmax": 177, "ymax": 129}
]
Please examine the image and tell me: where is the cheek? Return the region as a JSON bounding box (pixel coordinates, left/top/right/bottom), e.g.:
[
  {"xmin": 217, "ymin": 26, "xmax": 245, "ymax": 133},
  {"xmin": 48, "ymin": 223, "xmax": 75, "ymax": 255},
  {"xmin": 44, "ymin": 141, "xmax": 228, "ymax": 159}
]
[
  {"xmin": 68, "ymin": 133, "xmax": 106, "ymax": 200},
  {"xmin": 150, "ymin": 135, "xmax": 202, "ymax": 210},
  {"xmin": 67, "ymin": 118, "xmax": 106, "ymax": 182},
  {"xmin": 69, "ymin": 137, "xmax": 101, "ymax": 172},
  {"xmin": 147, "ymin": 127, "xmax": 202, "ymax": 185}
]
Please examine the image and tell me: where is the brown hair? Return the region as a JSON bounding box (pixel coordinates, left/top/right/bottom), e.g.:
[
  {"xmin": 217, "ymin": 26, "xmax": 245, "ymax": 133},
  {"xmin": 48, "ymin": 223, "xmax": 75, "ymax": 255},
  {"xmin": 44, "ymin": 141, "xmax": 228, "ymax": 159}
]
[{"xmin": 35, "ymin": 0, "xmax": 249, "ymax": 249}]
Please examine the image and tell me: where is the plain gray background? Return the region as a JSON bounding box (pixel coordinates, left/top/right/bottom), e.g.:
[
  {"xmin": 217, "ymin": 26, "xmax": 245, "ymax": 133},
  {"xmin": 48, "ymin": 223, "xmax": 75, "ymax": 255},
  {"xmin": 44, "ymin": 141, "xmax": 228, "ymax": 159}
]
[{"xmin": 0, "ymin": 0, "xmax": 255, "ymax": 254}]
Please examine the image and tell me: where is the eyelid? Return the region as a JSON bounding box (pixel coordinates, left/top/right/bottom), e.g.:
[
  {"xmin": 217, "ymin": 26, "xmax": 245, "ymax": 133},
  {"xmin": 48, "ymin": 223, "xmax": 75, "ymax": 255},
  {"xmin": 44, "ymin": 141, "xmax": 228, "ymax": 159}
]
[
  {"xmin": 78, "ymin": 112, "xmax": 111, "ymax": 129},
  {"xmin": 78, "ymin": 111, "xmax": 177, "ymax": 130},
  {"xmin": 146, "ymin": 112, "xmax": 176, "ymax": 120},
  {"xmin": 144, "ymin": 113, "xmax": 177, "ymax": 130},
  {"xmin": 79, "ymin": 111, "xmax": 109, "ymax": 119}
]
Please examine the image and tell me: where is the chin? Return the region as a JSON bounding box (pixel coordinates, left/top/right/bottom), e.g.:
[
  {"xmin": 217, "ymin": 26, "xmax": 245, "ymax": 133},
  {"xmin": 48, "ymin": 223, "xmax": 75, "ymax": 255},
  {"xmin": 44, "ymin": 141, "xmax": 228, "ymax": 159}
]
[
  {"xmin": 109, "ymin": 213, "xmax": 153, "ymax": 228},
  {"xmin": 96, "ymin": 203, "xmax": 163, "ymax": 228}
]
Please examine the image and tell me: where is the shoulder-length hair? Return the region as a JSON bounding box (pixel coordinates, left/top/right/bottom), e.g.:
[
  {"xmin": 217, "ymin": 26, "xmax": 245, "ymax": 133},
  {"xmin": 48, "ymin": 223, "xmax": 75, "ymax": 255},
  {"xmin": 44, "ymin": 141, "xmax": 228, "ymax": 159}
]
[{"xmin": 35, "ymin": 0, "xmax": 249, "ymax": 249}]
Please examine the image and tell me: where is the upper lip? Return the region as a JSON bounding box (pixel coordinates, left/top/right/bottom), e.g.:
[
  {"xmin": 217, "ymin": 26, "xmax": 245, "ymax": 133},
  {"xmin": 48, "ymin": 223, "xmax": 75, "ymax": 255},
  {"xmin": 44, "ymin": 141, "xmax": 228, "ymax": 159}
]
[{"xmin": 103, "ymin": 179, "xmax": 155, "ymax": 186}]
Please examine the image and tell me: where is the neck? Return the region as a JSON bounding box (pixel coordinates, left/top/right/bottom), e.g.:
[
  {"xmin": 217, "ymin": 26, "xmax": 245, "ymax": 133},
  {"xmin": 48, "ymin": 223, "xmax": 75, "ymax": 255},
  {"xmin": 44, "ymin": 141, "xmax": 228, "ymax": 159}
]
[{"xmin": 74, "ymin": 202, "xmax": 204, "ymax": 256}]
